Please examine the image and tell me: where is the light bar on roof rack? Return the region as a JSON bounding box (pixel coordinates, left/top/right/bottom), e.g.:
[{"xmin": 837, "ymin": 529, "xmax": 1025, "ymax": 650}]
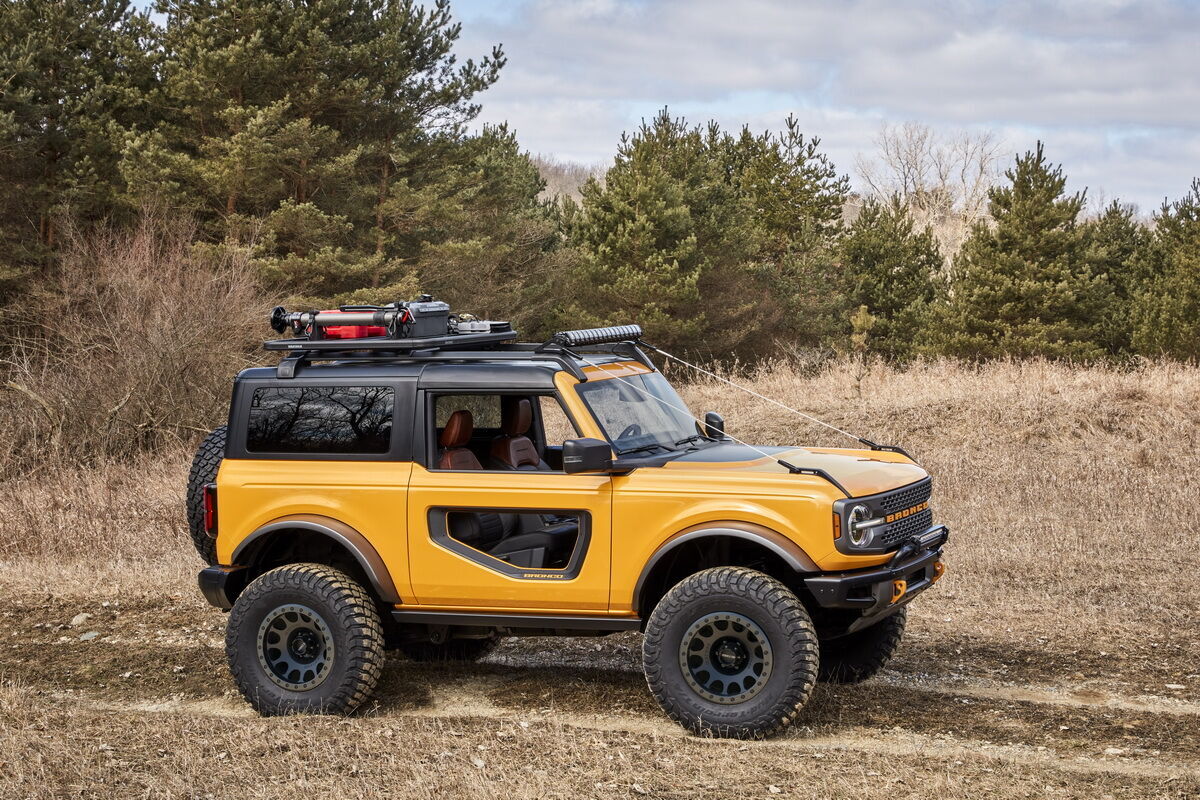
[{"xmin": 549, "ymin": 325, "xmax": 643, "ymax": 348}]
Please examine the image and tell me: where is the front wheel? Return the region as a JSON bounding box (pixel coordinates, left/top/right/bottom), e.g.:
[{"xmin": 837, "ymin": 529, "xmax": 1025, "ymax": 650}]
[
  {"xmin": 642, "ymin": 567, "xmax": 819, "ymax": 739},
  {"xmin": 226, "ymin": 563, "xmax": 385, "ymax": 716}
]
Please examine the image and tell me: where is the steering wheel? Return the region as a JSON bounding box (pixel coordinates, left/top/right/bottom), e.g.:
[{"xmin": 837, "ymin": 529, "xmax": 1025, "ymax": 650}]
[{"xmin": 616, "ymin": 423, "xmax": 643, "ymax": 440}]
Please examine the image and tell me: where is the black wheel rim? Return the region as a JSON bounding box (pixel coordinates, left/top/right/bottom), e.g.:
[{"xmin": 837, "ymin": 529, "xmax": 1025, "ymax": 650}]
[
  {"xmin": 678, "ymin": 612, "xmax": 773, "ymax": 704},
  {"xmin": 257, "ymin": 604, "xmax": 335, "ymax": 691}
]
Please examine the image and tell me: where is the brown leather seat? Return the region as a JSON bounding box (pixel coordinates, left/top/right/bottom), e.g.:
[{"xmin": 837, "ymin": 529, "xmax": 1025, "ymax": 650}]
[
  {"xmin": 438, "ymin": 410, "xmax": 482, "ymax": 470},
  {"xmin": 490, "ymin": 397, "xmax": 548, "ymax": 471}
]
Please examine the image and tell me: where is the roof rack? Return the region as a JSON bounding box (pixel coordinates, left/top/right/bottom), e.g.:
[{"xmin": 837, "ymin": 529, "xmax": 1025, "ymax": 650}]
[{"xmin": 265, "ymin": 316, "xmax": 650, "ymax": 380}]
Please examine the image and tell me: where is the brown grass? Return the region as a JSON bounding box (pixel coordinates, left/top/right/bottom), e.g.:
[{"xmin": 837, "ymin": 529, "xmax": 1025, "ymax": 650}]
[{"xmin": 2, "ymin": 358, "xmax": 1199, "ymax": 797}]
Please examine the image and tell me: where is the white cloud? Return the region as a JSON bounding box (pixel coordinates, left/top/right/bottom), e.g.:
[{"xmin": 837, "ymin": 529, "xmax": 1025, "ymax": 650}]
[{"xmin": 452, "ymin": 0, "xmax": 1200, "ymax": 210}]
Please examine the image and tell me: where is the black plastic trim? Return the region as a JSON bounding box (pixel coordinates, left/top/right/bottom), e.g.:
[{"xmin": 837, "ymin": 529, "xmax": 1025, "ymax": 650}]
[
  {"xmin": 804, "ymin": 528, "xmax": 948, "ymax": 621},
  {"xmin": 858, "ymin": 437, "xmax": 917, "ymax": 462},
  {"xmin": 230, "ymin": 518, "xmax": 403, "ymax": 604},
  {"xmin": 778, "ymin": 461, "xmax": 852, "ymax": 497},
  {"xmin": 198, "ymin": 565, "xmax": 248, "ymax": 610},
  {"xmin": 391, "ymin": 609, "xmax": 640, "ymax": 632},
  {"xmin": 427, "ymin": 507, "xmax": 592, "ymax": 580},
  {"xmin": 632, "ymin": 526, "xmax": 821, "ymax": 614}
]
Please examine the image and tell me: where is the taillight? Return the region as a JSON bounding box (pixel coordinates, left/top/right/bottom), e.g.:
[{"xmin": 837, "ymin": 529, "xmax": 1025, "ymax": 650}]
[{"xmin": 203, "ymin": 484, "xmax": 218, "ymax": 535}]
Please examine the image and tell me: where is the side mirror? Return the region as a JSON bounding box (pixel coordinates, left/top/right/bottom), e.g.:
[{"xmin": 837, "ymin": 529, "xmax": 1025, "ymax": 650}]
[
  {"xmin": 703, "ymin": 411, "xmax": 725, "ymax": 438},
  {"xmin": 562, "ymin": 438, "xmax": 614, "ymax": 473}
]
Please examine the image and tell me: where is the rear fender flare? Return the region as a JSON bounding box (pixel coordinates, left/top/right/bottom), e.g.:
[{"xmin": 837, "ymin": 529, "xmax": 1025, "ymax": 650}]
[{"xmin": 232, "ymin": 514, "xmax": 401, "ymax": 604}]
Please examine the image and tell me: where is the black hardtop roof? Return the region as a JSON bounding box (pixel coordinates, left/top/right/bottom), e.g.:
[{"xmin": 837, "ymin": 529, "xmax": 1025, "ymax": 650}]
[{"xmin": 237, "ymin": 352, "xmax": 635, "ymax": 390}]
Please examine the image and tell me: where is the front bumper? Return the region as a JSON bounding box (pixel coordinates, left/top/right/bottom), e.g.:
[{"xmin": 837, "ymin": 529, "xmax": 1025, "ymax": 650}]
[
  {"xmin": 198, "ymin": 565, "xmax": 249, "ymax": 610},
  {"xmin": 805, "ymin": 525, "xmax": 948, "ymax": 631}
]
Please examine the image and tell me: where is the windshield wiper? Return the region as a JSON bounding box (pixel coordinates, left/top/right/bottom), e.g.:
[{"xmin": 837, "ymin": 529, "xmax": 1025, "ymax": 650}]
[
  {"xmin": 615, "ymin": 442, "xmax": 673, "ymax": 457},
  {"xmin": 673, "ymin": 434, "xmax": 707, "ymax": 448}
]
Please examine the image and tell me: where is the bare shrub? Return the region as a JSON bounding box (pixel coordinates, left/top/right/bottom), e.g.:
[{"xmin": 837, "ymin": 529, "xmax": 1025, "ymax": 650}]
[
  {"xmin": 856, "ymin": 122, "xmax": 1005, "ymax": 259},
  {"xmin": 532, "ymin": 154, "xmax": 604, "ymax": 201},
  {"xmin": 0, "ymin": 214, "xmax": 268, "ymax": 475}
]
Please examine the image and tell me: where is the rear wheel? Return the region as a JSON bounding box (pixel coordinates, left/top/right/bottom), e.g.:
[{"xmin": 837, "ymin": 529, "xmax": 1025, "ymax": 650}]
[
  {"xmin": 818, "ymin": 607, "xmax": 906, "ymax": 684},
  {"xmin": 397, "ymin": 637, "xmax": 499, "ymax": 663},
  {"xmin": 227, "ymin": 563, "xmax": 385, "ymax": 716},
  {"xmin": 643, "ymin": 567, "xmax": 819, "ymax": 739}
]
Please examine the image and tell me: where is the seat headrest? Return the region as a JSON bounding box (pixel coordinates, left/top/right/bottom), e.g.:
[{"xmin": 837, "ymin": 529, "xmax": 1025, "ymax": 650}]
[
  {"xmin": 440, "ymin": 409, "xmax": 474, "ymax": 448},
  {"xmin": 500, "ymin": 397, "xmax": 532, "ymax": 436}
]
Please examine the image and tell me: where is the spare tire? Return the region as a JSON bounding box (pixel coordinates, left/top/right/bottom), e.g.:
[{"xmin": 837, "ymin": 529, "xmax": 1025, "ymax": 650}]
[{"xmin": 186, "ymin": 426, "xmax": 227, "ymax": 564}]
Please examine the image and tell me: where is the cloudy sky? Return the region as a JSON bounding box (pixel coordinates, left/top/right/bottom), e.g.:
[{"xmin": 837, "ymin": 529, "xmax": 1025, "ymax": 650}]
[{"xmin": 448, "ymin": 0, "xmax": 1200, "ymax": 212}]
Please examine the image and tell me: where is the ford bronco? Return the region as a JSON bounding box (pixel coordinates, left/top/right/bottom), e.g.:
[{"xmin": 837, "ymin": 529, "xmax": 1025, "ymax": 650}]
[{"xmin": 188, "ymin": 298, "xmax": 948, "ymax": 738}]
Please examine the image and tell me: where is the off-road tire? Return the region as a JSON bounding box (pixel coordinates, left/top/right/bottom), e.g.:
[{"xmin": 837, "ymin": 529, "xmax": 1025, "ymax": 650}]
[
  {"xmin": 643, "ymin": 567, "xmax": 819, "ymax": 739},
  {"xmin": 818, "ymin": 607, "xmax": 906, "ymax": 684},
  {"xmin": 227, "ymin": 563, "xmax": 385, "ymax": 716},
  {"xmin": 185, "ymin": 425, "xmax": 226, "ymax": 565},
  {"xmin": 397, "ymin": 637, "xmax": 500, "ymax": 663}
]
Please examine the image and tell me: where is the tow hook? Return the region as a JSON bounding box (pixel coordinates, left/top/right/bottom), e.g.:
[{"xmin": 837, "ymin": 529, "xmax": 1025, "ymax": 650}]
[
  {"xmin": 891, "ymin": 579, "xmax": 908, "ymax": 604},
  {"xmin": 932, "ymin": 561, "xmax": 946, "ymax": 583}
]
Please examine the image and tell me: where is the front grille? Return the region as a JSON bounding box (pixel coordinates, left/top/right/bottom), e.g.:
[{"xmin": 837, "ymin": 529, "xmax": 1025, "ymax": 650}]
[
  {"xmin": 870, "ymin": 478, "xmax": 934, "ymax": 549},
  {"xmin": 878, "ymin": 508, "xmax": 933, "ymax": 547},
  {"xmin": 876, "ymin": 478, "xmax": 932, "ymax": 515}
]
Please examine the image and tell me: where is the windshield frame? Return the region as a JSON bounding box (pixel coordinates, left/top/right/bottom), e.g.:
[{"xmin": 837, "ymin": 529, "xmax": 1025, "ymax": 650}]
[{"xmin": 573, "ymin": 369, "xmax": 711, "ymax": 457}]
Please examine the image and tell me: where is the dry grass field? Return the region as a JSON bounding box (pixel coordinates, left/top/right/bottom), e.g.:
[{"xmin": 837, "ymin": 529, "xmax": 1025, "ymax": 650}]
[{"xmin": 1, "ymin": 359, "xmax": 1199, "ymax": 799}]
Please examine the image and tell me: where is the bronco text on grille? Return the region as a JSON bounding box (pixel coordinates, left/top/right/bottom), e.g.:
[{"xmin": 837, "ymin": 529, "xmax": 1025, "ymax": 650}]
[{"xmin": 874, "ymin": 478, "xmax": 934, "ymax": 549}]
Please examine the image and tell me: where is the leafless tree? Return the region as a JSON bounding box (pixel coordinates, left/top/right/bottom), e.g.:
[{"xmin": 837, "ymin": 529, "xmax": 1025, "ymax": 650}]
[
  {"xmin": 856, "ymin": 122, "xmax": 1005, "ymax": 259},
  {"xmin": 532, "ymin": 155, "xmax": 605, "ymax": 201}
]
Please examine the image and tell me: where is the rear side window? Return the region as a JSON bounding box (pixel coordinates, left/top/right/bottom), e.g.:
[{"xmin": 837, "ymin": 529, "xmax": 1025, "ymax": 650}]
[{"xmin": 247, "ymin": 386, "xmax": 394, "ymax": 454}]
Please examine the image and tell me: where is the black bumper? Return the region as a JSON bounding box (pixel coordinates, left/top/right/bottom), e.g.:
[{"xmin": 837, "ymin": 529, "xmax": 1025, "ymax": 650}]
[
  {"xmin": 804, "ymin": 525, "xmax": 948, "ymax": 630},
  {"xmin": 198, "ymin": 565, "xmax": 249, "ymax": 610}
]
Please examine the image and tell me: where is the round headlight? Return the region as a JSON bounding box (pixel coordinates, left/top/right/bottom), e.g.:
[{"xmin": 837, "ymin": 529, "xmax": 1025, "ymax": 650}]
[{"xmin": 847, "ymin": 504, "xmax": 873, "ymax": 547}]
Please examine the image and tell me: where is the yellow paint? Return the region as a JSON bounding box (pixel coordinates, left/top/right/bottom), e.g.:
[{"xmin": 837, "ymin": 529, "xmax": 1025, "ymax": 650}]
[
  {"xmin": 216, "ymin": 458, "xmax": 417, "ymax": 602},
  {"xmin": 215, "ymin": 360, "xmax": 935, "ymax": 615},
  {"xmin": 406, "ymin": 464, "xmax": 612, "ymax": 610}
]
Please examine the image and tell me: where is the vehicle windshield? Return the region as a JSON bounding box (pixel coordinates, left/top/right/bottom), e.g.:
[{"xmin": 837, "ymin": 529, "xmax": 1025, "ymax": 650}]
[{"xmin": 575, "ymin": 371, "xmax": 705, "ymax": 456}]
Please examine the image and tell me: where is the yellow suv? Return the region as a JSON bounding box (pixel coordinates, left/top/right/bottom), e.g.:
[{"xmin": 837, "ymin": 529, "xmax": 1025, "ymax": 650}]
[{"xmin": 187, "ymin": 301, "xmax": 948, "ymax": 739}]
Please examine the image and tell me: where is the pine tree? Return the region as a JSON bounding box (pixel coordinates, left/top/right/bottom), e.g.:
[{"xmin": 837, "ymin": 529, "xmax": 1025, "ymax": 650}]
[
  {"xmin": 123, "ymin": 0, "xmax": 504, "ymax": 301},
  {"xmin": 568, "ymin": 110, "xmax": 849, "ymax": 358},
  {"xmin": 410, "ymin": 124, "xmax": 563, "ymax": 326},
  {"xmin": 1084, "ymin": 201, "xmax": 1147, "ymax": 355},
  {"xmin": 1131, "ymin": 180, "xmax": 1200, "ymax": 357},
  {"xmin": 0, "ymin": 0, "xmax": 158, "ymax": 294},
  {"xmin": 570, "ymin": 116, "xmax": 710, "ymax": 351},
  {"xmin": 929, "ymin": 143, "xmax": 1108, "ymax": 359},
  {"xmin": 839, "ymin": 198, "xmax": 942, "ymax": 359}
]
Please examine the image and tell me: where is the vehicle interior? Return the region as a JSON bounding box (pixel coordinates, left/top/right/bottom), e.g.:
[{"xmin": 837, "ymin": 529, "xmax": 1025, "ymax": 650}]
[{"xmin": 431, "ymin": 393, "xmax": 584, "ymax": 570}]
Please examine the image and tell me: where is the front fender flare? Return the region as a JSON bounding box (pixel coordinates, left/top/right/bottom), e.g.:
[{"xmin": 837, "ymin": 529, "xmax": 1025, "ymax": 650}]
[
  {"xmin": 631, "ymin": 521, "xmax": 820, "ymax": 612},
  {"xmin": 231, "ymin": 514, "xmax": 401, "ymax": 604}
]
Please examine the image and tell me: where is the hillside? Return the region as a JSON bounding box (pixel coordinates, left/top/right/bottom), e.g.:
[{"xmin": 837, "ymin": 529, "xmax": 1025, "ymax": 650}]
[{"xmin": 1, "ymin": 359, "xmax": 1197, "ymax": 798}]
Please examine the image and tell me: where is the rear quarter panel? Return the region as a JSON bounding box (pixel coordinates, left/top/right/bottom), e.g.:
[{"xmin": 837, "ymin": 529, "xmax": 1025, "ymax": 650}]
[{"xmin": 216, "ymin": 458, "xmax": 416, "ymax": 602}]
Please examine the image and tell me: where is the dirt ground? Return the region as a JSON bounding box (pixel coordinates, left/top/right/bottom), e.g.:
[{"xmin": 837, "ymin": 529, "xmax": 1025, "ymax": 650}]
[
  {"xmin": 0, "ymin": 580, "xmax": 1197, "ymax": 799},
  {"xmin": 2, "ymin": 360, "xmax": 1199, "ymax": 798}
]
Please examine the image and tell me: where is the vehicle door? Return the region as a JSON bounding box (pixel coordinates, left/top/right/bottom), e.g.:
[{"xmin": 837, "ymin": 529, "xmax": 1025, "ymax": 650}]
[{"xmin": 406, "ymin": 387, "xmax": 612, "ymax": 611}]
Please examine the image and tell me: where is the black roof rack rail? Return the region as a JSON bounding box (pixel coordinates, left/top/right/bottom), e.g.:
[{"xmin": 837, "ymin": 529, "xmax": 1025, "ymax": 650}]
[
  {"xmin": 264, "ymin": 330, "xmax": 518, "ymax": 354},
  {"xmin": 268, "ymin": 343, "xmax": 656, "ymax": 381},
  {"xmin": 271, "ymin": 347, "xmax": 589, "ymax": 381},
  {"xmin": 264, "ymin": 310, "xmax": 651, "ymax": 380}
]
